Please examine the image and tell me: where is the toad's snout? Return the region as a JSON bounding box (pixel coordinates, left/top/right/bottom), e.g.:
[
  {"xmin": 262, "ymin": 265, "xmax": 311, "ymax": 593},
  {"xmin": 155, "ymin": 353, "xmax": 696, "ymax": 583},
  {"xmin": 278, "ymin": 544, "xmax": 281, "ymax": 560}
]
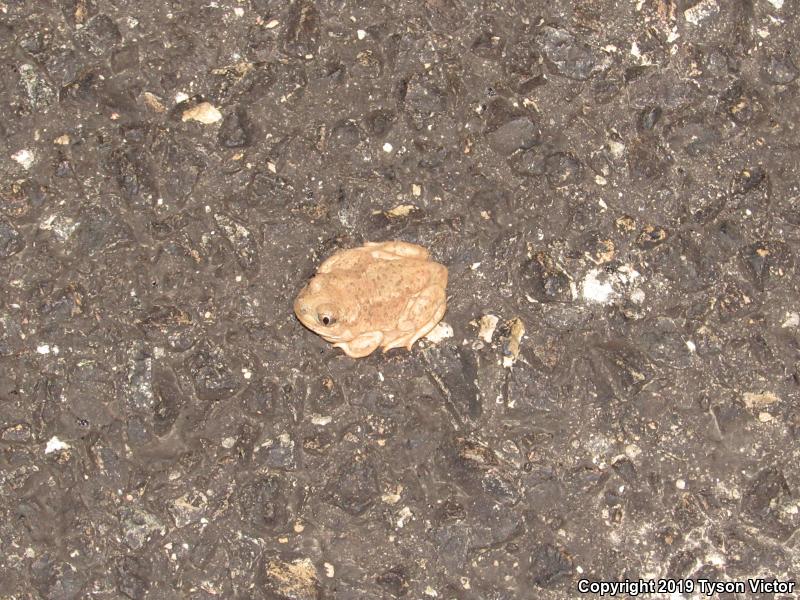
[{"xmin": 294, "ymin": 298, "xmax": 312, "ymax": 320}]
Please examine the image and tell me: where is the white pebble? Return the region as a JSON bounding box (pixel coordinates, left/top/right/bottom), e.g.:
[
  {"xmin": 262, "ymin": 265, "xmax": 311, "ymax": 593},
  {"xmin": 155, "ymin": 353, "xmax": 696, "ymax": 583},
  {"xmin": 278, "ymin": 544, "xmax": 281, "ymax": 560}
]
[
  {"xmin": 12, "ymin": 149, "xmax": 35, "ymax": 169},
  {"xmin": 311, "ymin": 415, "xmax": 332, "ymax": 426},
  {"xmin": 478, "ymin": 314, "xmax": 499, "ymax": 343},
  {"xmin": 684, "ymin": 0, "xmax": 719, "ymax": 25},
  {"xmin": 382, "ymin": 142, "xmax": 393, "ymax": 153},
  {"xmin": 425, "ymin": 321, "xmax": 453, "ymax": 344},
  {"xmin": 45, "ymin": 436, "xmax": 71, "ymax": 454},
  {"xmin": 582, "ymin": 269, "xmax": 615, "ymax": 304},
  {"xmin": 181, "ymin": 102, "xmax": 222, "ymax": 124}
]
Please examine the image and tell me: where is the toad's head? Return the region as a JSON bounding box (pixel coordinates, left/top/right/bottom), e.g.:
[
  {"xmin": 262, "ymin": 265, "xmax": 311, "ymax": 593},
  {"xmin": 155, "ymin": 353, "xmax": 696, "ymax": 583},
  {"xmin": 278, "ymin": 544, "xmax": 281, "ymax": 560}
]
[{"xmin": 293, "ymin": 275, "xmax": 359, "ymax": 343}]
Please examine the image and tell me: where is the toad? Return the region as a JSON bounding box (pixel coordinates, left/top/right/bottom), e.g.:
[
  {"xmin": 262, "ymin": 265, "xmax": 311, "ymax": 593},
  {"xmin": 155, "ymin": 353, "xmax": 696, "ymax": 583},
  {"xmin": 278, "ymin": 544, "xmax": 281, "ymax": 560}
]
[{"xmin": 294, "ymin": 241, "xmax": 448, "ymax": 357}]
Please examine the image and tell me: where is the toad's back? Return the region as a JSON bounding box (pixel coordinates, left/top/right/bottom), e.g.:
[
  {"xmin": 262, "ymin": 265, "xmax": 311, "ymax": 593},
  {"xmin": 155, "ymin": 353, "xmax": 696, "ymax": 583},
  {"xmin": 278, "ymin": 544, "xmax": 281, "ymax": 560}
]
[{"xmin": 356, "ymin": 257, "xmax": 446, "ymax": 324}]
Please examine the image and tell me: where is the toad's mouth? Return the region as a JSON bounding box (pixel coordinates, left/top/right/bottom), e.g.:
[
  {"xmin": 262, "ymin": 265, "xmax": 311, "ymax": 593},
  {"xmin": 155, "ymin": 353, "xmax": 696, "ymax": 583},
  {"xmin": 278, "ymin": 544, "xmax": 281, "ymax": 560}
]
[{"xmin": 318, "ymin": 329, "xmax": 351, "ymax": 343}]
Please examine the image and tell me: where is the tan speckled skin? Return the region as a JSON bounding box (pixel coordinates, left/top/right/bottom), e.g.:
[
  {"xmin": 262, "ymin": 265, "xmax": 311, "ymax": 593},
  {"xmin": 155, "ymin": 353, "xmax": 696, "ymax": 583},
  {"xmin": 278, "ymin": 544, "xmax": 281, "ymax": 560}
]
[{"xmin": 294, "ymin": 241, "xmax": 448, "ymax": 357}]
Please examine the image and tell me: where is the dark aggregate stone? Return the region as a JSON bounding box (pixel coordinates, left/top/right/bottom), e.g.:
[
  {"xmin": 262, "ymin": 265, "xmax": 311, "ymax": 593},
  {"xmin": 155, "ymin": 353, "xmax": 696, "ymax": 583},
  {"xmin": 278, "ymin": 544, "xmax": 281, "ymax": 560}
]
[
  {"xmin": 521, "ymin": 252, "xmax": 572, "ymax": 303},
  {"xmin": 487, "ymin": 116, "xmax": 540, "ymax": 156},
  {"xmin": 115, "ymin": 555, "xmax": 150, "ymax": 600},
  {"xmin": 738, "ymin": 240, "xmax": 793, "ymax": 290},
  {"xmin": 540, "ymin": 26, "xmax": 603, "ymax": 81},
  {"xmin": 185, "ymin": 341, "xmax": 246, "ymax": 402},
  {"xmin": 545, "ymin": 151, "xmax": 583, "ymax": 187},
  {"xmin": 283, "ymin": 1, "xmax": 321, "ymax": 58},
  {"xmin": 637, "ymin": 105, "xmax": 662, "ymax": 131},
  {"xmin": 218, "ymin": 107, "xmax": 251, "ymax": 148},
  {"xmin": 763, "ymin": 52, "xmax": 799, "ymax": 85},
  {"xmin": 528, "ymin": 543, "xmax": 573, "ymax": 587},
  {"xmin": 323, "ymin": 455, "xmax": 379, "ymax": 516},
  {"xmin": 0, "ymin": 218, "xmax": 25, "ymax": 258},
  {"xmin": 31, "ymin": 557, "xmax": 85, "ymax": 600},
  {"xmin": 76, "ymin": 14, "xmax": 121, "ymax": 57},
  {"xmin": 18, "ymin": 63, "xmax": 57, "ymax": 111}
]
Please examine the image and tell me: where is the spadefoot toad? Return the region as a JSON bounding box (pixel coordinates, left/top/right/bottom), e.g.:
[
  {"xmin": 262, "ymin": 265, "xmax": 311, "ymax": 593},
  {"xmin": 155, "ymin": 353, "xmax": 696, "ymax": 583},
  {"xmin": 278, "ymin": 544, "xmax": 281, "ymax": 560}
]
[{"xmin": 294, "ymin": 241, "xmax": 448, "ymax": 357}]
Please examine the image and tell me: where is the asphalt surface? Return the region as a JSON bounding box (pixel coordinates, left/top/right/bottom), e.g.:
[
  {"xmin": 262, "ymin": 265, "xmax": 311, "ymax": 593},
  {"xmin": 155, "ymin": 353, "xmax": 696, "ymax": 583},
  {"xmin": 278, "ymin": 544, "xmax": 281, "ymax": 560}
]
[{"xmin": 1, "ymin": 0, "xmax": 799, "ymax": 598}]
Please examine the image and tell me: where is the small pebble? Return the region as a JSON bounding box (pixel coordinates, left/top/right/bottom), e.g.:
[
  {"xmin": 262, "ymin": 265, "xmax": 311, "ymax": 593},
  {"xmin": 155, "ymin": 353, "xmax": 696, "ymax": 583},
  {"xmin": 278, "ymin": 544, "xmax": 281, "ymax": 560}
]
[
  {"xmin": 45, "ymin": 436, "xmax": 71, "ymax": 454},
  {"xmin": 743, "ymin": 391, "xmax": 779, "ymax": 410},
  {"xmin": 502, "ymin": 317, "xmax": 525, "ymax": 368},
  {"xmin": 182, "ymin": 102, "xmax": 222, "ymax": 124},
  {"xmin": 478, "ymin": 314, "xmax": 499, "ymax": 343},
  {"xmin": 12, "ymin": 149, "xmax": 35, "ymax": 169},
  {"xmin": 684, "ymin": 0, "xmax": 719, "ymax": 25},
  {"xmin": 425, "ymin": 321, "xmax": 453, "ymax": 344},
  {"xmin": 142, "ymin": 91, "xmax": 166, "ymax": 113},
  {"xmin": 386, "ymin": 204, "xmax": 416, "ymax": 217}
]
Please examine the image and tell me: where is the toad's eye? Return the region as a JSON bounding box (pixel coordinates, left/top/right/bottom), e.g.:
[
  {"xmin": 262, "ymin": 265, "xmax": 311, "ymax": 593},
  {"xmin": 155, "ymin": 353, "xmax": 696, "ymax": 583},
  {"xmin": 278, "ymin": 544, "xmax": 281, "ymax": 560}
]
[
  {"xmin": 318, "ymin": 312, "xmax": 336, "ymax": 326},
  {"xmin": 315, "ymin": 303, "xmax": 337, "ymax": 326}
]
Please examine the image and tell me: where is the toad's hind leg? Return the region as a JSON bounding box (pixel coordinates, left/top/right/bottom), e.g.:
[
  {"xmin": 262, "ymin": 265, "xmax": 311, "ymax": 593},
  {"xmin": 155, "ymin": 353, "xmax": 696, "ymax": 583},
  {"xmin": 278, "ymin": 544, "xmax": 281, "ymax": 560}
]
[
  {"xmin": 405, "ymin": 299, "xmax": 447, "ymax": 348},
  {"xmin": 381, "ymin": 285, "xmax": 447, "ymax": 352},
  {"xmin": 335, "ymin": 331, "xmax": 384, "ymax": 358}
]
